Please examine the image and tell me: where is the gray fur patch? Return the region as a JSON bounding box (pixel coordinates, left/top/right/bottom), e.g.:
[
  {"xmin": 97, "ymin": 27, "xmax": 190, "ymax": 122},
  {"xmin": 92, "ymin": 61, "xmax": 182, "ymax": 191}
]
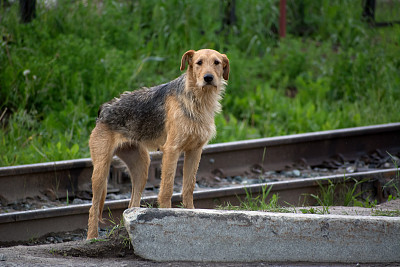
[{"xmin": 97, "ymin": 74, "xmax": 186, "ymax": 141}]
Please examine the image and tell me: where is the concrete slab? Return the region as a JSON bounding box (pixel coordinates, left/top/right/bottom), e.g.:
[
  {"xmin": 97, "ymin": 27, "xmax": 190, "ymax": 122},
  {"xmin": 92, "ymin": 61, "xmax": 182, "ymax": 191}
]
[{"xmin": 123, "ymin": 208, "xmax": 400, "ymax": 263}]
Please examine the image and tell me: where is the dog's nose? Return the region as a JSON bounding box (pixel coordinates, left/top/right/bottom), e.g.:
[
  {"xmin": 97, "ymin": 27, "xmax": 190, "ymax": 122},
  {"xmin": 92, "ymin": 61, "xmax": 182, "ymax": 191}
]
[{"xmin": 204, "ymin": 74, "xmax": 214, "ymax": 84}]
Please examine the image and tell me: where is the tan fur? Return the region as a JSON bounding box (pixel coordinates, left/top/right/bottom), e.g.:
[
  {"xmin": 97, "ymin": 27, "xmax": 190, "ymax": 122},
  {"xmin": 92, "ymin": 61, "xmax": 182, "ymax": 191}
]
[{"xmin": 87, "ymin": 49, "xmax": 229, "ymax": 239}]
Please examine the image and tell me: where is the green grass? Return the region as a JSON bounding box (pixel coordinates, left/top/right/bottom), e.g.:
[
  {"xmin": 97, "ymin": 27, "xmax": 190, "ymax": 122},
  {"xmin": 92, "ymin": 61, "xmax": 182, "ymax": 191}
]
[
  {"xmin": 1, "ymin": 0, "xmax": 400, "ymax": 166},
  {"xmin": 218, "ymin": 176, "xmax": 390, "ymax": 214},
  {"xmin": 217, "ymin": 185, "xmax": 293, "ymax": 213},
  {"xmin": 299, "ymin": 207, "xmax": 329, "ymax": 215},
  {"xmin": 310, "ymin": 177, "xmax": 378, "ymax": 208},
  {"xmin": 372, "ymin": 209, "xmax": 400, "ymax": 217},
  {"xmin": 384, "ymin": 152, "xmax": 400, "ymax": 199},
  {"xmin": 104, "ymin": 208, "xmax": 131, "ymax": 249}
]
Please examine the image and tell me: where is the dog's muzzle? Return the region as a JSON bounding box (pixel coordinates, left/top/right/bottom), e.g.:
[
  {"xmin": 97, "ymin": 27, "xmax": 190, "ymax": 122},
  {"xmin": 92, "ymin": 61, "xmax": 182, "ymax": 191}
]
[{"xmin": 203, "ymin": 74, "xmax": 214, "ymax": 84}]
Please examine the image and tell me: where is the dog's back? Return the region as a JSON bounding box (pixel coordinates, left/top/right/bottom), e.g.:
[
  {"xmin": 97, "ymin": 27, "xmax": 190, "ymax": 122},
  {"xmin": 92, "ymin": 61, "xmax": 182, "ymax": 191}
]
[{"xmin": 97, "ymin": 74, "xmax": 186, "ymax": 141}]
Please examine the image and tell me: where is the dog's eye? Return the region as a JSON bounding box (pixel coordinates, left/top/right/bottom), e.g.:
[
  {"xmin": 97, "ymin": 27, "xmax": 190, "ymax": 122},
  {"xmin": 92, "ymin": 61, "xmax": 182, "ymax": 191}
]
[
  {"xmin": 214, "ymin": 60, "xmax": 220, "ymax": 65},
  {"xmin": 196, "ymin": 60, "xmax": 202, "ymax": 65}
]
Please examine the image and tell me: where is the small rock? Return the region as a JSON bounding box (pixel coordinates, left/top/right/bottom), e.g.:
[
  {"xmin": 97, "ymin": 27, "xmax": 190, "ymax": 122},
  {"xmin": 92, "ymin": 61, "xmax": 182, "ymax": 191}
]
[
  {"xmin": 233, "ymin": 176, "xmax": 242, "ymax": 183},
  {"xmin": 46, "ymin": 237, "xmax": 55, "ymax": 243},
  {"xmin": 251, "ymin": 167, "xmax": 262, "ymax": 174},
  {"xmin": 72, "ymin": 198, "xmax": 85, "ymax": 205},
  {"xmin": 292, "ymin": 169, "xmax": 301, "ymax": 177},
  {"xmin": 0, "ymin": 254, "xmax": 7, "ymax": 261},
  {"xmin": 212, "ymin": 176, "xmax": 222, "ymax": 183},
  {"xmin": 63, "ymin": 236, "xmax": 72, "ymax": 242},
  {"xmin": 72, "ymin": 236, "xmax": 83, "ymax": 241},
  {"xmin": 241, "ymin": 180, "xmax": 251, "ymax": 185},
  {"xmin": 98, "ymin": 229, "xmax": 108, "ymax": 237},
  {"xmin": 107, "ymin": 193, "xmax": 129, "ymax": 200},
  {"xmin": 107, "ymin": 193, "xmax": 119, "ymax": 200},
  {"xmin": 383, "ymin": 162, "xmax": 391, "ymax": 168},
  {"xmin": 346, "ymin": 166, "xmax": 355, "ymax": 173}
]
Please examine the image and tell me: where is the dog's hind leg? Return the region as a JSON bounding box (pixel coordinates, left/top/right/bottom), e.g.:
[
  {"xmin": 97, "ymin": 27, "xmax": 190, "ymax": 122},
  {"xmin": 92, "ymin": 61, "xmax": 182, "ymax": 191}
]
[
  {"xmin": 97, "ymin": 181, "xmax": 108, "ymax": 222},
  {"xmin": 182, "ymin": 148, "xmax": 202, "ymax": 209},
  {"xmin": 87, "ymin": 124, "xmax": 115, "ymax": 240},
  {"xmin": 115, "ymin": 143, "xmax": 150, "ymax": 208}
]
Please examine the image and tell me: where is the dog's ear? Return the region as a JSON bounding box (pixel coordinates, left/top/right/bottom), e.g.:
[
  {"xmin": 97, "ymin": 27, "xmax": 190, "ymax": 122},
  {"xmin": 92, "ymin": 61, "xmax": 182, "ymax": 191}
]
[
  {"xmin": 222, "ymin": 54, "xmax": 230, "ymax": 80},
  {"xmin": 180, "ymin": 50, "xmax": 195, "ymax": 71}
]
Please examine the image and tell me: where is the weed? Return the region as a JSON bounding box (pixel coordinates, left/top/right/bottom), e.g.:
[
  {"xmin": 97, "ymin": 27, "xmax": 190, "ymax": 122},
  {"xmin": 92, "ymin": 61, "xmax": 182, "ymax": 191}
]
[
  {"xmin": 219, "ymin": 177, "xmax": 395, "ymax": 215},
  {"xmin": 105, "ymin": 208, "xmax": 122, "ymax": 238},
  {"xmin": 383, "ymin": 152, "xmax": 400, "ymax": 199},
  {"xmin": 388, "ymin": 194, "xmax": 397, "ymax": 202},
  {"xmin": 141, "ymin": 202, "xmax": 156, "ymax": 208},
  {"xmin": 372, "ymin": 209, "xmax": 400, "ymax": 217},
  {"xmin": 53, "ymin": 176, "xmax": 60, "ymax": 200},
  {"xmin": 311, "ymin": 176, "xmax": 374, "ymax": 208},
  {"xmin": 299, "ymin": 207, "xmax": 329, "ymax": 215},
  {"xmin": 261, "ymin": 147, "xmax": 267, "ymax": 166},
  {"xmin": 218, "ymin": 184, "xmax": 292, "ymax": 213},
  {"xmin": 28, "ymin": 235, "xmax": 39, "ymax": 244},
  {"xmin": 309, "ymin": 194, "xmax": 330, "ymax": 214},
  {"xmin": 88, "ymin": 238, "xmax": 107, "ymax": 244},
  {"xmin": 105, "ymin": 208, "xmax": 131, "ymax": 249},
  {"xmin": 176, "ymin": 202, "xmax": 185, "ymax": 209},
  {"xmin": 220, "ymin": 176, "xmax": 381, "ymax": 213},
  {"xmin": 313, "ymin": 179, "xmax": 336, "ymax": 206},
  {"xmin": 362, "ymin": 196, "xmax": 377, "ymax": 209},
  {"xmin": 302, "ymin": 176, "xmax": 375, "ymax": 213},
  {"xmin": 341, "ymin": 177, "xmax": 370, "ymax": 207}
]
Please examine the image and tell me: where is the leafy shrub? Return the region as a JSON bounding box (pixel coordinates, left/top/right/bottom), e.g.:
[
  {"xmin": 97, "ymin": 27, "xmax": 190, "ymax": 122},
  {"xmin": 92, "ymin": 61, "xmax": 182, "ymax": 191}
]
[{"xmin": 0, "ymin": 0, "xmax": 399, "ymax": 165}]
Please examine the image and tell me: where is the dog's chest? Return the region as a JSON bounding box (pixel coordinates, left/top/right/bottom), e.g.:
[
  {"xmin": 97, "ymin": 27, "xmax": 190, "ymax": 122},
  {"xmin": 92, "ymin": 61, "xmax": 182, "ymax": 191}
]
[
  {"xmin": 177, "ymin": 117, "xmax": 216, "ymax": 150},
  {"xmin": 185, "ymin": 115, "xmax": 216, "ymax": 139},
  {"xmin": 164, "ymin": 106, "xmax": 216, "ymax": 150}
]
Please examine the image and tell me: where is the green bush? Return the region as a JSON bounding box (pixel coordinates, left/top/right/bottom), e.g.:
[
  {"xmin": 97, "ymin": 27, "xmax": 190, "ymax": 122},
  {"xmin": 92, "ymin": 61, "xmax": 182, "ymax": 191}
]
[{"xmin": 0, "ymin": 0, "xmax": 399, "ymax": 165}]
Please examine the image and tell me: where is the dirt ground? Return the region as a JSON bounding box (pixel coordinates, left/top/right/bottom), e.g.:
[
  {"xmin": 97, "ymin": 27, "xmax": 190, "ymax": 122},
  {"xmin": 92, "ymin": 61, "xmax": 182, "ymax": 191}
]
[
  {"xmin": 0, "ymin": 200, "xmax": 399, "ymax": 267},
  {"xmin": 1, "ymin": 240, "xmax": 393, "ymax": 267}
]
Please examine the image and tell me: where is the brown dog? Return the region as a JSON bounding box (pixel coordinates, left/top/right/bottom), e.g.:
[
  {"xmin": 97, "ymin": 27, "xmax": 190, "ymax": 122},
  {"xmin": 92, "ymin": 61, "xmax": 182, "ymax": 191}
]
[{"xmin": 87, "ymin": 49, "xmax": 229, "ymax": 239}]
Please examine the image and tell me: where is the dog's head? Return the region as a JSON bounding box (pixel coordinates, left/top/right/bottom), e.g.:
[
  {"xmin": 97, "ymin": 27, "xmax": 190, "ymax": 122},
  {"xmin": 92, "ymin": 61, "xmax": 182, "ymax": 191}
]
[{"xmin": 180, "ymin": 49, "xmax": 229, "ymax": 90}]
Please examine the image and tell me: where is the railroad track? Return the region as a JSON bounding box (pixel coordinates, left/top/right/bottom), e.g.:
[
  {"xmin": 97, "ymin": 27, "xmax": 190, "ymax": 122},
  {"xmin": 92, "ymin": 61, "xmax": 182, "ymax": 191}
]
[{"xmin": 1, "ymin": 123, "xmax": 400, "ymax": 242}]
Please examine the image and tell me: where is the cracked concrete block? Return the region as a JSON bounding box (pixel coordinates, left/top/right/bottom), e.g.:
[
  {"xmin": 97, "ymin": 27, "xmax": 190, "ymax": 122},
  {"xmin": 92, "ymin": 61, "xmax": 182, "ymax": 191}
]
[{"xmin": 123, "ymin": 208, "xmax": 400, "ymax": 263}]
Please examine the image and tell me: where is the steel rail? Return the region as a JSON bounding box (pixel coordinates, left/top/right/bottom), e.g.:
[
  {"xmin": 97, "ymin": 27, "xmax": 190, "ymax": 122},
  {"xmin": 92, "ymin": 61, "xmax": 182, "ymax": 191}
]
[{"xmin": 1, "ymin": 123, "xmax": 400, "ymax": 204}]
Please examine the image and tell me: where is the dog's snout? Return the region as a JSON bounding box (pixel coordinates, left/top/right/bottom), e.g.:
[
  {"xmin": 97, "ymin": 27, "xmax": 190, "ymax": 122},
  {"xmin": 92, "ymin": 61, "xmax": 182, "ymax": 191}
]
[{"xmin": 204, "ymin": 74, "xmax": 214, "ymax": 84}]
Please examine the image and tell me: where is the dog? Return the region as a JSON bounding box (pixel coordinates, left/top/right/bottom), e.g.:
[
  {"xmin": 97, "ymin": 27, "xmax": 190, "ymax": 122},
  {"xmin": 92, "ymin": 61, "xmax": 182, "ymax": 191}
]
[{"xmin": 87, "ymin": 49, "xmax": 229, "ymax": 239}]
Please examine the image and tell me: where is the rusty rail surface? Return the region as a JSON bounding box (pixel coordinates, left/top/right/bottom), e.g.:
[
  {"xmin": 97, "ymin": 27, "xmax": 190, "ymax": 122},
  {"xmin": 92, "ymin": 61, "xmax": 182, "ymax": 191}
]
[
  {"xmin": 0, "ymin": 169, "xmax": 397, "ymax": 242},
  {"xmin": 1, "ymin": 123, "xmax": 400, "ymax": 204}
]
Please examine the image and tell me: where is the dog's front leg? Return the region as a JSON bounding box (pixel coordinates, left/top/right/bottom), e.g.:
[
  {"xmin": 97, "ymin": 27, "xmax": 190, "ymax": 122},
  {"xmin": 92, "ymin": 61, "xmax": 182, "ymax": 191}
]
[
  {"xmin": 158, "ymin": 147, "xmax": 181, "ymax": 208},
  {"xmin": 182, "ymin": 148, "xmax": 202, "ymax": 208}
]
